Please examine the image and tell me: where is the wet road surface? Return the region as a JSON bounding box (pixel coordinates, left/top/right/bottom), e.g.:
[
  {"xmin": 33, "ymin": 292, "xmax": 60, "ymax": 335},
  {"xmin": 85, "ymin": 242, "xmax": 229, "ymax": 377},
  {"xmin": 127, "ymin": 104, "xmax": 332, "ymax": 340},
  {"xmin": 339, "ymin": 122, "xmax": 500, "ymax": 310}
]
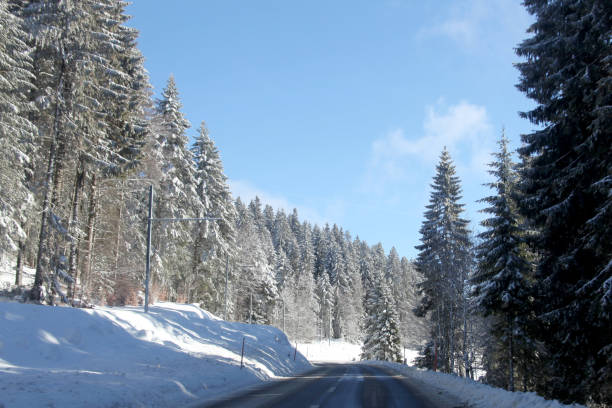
[{"xmin": 197, "ymin": 363, "xmax": 443, "ymax": 408}]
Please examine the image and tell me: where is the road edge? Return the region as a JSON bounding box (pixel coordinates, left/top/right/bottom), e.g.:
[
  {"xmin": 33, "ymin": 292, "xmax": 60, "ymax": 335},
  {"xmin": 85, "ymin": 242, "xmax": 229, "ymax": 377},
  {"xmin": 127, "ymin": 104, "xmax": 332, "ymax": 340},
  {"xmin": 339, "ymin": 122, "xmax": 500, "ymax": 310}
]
[{"xmin": 362, "ymin": 362, "xmax": 471, "ymax": 408}]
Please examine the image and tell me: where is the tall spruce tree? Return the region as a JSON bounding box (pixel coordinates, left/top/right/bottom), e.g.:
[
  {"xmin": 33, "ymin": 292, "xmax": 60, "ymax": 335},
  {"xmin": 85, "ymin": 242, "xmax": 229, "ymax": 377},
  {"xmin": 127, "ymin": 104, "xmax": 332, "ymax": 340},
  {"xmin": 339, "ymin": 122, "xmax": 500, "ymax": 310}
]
[
  {"xmin": 150, "ymin": 75, "xmax": 199, "ymax": 300},
  {"xmin": 0, "ymin": 0, "xmax": 36, "ymax": 261},
  {"xmin": 399, "ymin": 257, "xmax": 428, "ymax": 349},
  {"xmin": 291, "ymin": 220, "xmax": 317, "ymax": 340},
  {"xmin": 361, "ymin": 268, "xmax": 402, "ymax": 362},
  {"xmin": 472, "ymin": 132, "xmax": 534, "ymax": 391},
  {"xmin": 376, "ymin": 279, "xmax": 403, "ymax": 362},
  {"xmin": 233, "ymin": 198, "xmax": 278, "ymax": 324},
  {"xmin": 190, "ymin": 121, "xmax": 236, "ymax": 308},
  {"xmin": 342, "ymin": 232, "xmax": 364, "ymax": 342},
  {"xmin": 516, "ymin": 0, "xmax": 611, "ymax": 403},
  {"xmin": 72, "ymin": 0, "xmax": 150, "ymax": 302},
  {"xmin": 414, "ymin": 148, "xmax": 472, "ymax": 374},
  {"xmin": 20, "ymin": 0, "xmax": 147, "ymax": 301}
]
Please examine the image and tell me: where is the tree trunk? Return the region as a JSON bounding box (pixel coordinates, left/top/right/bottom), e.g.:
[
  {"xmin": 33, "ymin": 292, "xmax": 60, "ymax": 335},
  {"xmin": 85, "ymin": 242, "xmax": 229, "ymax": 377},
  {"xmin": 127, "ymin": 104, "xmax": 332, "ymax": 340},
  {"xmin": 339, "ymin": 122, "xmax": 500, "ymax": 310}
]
[
  {"xmin": 435, "ymin": 305, "xmax": 442, "ymax": 371},
  {"xmin": 449, "ymin": 301, "xmax": 455, "ymax": 374},
  {"xmin": 68, "ymin": 161, "xmax": 85, "ymax": 299},
  {"xmin": 32, "ymin": 117, "xmax": 59, "ymax": 300},
  {"xmin": 469, "ymin": 319, "xmax": 475, "ymax": 380},
  {"xmin": 15, "ymin": 240, "xmax": 24, "ymax": 286},
  {"xmin": 462, "ymin": 296, "xmax": 469, "ymax": 378},
  {"xmin": 113, "ymin": 189, "xmax": 123, "ymax": 282},
  {"xmin": 81, "ymin": 173, "xmax": 97, "ymax": 300},
  {"xmin": 508, "ymin": 315, "xmax": 515, "ymax": 392},
  {"xmin": 522, "ymin": 361, "xmax": 528, "ymax": 392},
  {"xmin": 190, "ymin": 227, "xmax": 203, "ymax": 301},
  {"xmin": 462, "ymin": 271, "xmax": 470, "ymax": 378},
  {"xmin": 32, "ymin": 54, "xmax": 67, "ymax": 302}
]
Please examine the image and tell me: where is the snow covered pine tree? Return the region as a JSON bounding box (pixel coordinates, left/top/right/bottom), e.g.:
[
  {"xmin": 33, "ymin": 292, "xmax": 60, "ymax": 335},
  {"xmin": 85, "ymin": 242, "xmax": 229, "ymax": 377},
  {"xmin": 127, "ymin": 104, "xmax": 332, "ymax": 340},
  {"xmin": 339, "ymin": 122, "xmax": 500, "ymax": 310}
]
[{"xmin": 516, "ymin": 0, "xmax": 611, "ymax": 404}]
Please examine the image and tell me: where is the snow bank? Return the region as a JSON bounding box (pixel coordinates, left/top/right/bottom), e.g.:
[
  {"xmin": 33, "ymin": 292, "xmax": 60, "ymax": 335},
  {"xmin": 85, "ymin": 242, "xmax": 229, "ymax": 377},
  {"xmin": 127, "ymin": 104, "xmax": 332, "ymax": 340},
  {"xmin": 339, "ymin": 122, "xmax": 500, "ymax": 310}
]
[
  {"xmin": 0, "ymin": 301, "xmax": 310, "ymax": 407},
  {"xmin": 370, "ymin": 361, "xmax": 586, "ymax": 408}
]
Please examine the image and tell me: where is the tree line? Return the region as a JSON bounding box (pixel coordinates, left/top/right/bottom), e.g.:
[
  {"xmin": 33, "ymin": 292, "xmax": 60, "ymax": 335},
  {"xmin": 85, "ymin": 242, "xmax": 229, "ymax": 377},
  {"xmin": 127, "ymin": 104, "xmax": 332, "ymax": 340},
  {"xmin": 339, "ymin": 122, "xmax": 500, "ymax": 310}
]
[
  {"xmin": 413, "ymin": 1, "xmax": 610, "ymax": 405},
  {"xmin": 0, "ymin": 0, "xmax": 609, "ymax": 406},
  {"xmin": 0, "ymin": 0, "xmax": 425, "ymax": 355}
]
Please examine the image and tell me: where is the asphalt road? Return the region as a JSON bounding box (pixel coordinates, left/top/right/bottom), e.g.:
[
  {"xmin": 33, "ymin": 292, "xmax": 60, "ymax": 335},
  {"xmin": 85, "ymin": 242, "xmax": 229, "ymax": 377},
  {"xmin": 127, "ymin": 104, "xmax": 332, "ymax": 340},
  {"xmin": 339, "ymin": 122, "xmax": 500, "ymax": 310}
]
[{"xmin": 197, "ymin": 363, "xmax": 445, "ymax": 408}]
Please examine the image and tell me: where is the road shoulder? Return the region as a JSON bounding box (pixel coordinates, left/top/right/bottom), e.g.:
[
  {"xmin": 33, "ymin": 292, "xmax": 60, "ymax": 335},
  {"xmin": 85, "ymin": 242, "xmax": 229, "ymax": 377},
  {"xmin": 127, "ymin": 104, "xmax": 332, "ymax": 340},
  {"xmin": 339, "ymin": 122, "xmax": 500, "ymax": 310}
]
[{"xmin": 363, "ymin": 362, "xmax": 470, "ymax": 408}]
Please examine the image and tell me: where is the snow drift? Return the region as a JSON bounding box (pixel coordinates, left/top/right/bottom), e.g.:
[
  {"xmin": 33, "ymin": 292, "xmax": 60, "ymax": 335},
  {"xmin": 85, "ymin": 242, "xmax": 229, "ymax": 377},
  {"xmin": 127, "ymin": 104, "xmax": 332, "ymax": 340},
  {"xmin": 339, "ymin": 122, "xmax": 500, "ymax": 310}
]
[{"xmin": 0, "ymin": 301, "xmax": 310, "ymax": 407}]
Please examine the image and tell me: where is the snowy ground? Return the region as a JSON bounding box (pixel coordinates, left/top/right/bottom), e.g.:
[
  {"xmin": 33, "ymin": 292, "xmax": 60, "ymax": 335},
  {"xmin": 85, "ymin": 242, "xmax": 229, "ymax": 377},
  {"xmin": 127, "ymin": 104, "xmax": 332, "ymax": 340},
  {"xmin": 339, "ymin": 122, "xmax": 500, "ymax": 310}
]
[
  {"xmin": 0, "ymin": 259, "xmax": 34, "ymax": 292},
  {"xmin": 0, "ymin": 301, "xmax": 311, "ymax": 408},
  {"xmin": 370, "ymin": 361, "xmax": 586, "ymax": 408},
  {"xmin": 0, "ymin": 264, "xmax": 586, "ymax": 408},
  {"xmin": 296, "ymin": 339, "xmax": 420, "ymax": 365},
  {"xmin": 295, "ymin": 339, "xmax": 362, "ymax": 363}
]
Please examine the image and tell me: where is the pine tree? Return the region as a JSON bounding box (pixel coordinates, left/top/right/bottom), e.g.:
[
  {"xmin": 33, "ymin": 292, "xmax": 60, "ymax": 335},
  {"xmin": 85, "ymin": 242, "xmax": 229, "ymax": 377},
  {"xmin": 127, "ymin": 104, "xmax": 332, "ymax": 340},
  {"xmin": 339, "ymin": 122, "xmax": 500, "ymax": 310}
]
[
  {"xmin": 361, "ymin": 270, "xmax": 382, "ymax": 360},
  {"xmin": 234, "ymin": 198, "xmax": 278, "ymax": 324},
  {"xmin": 315, "ymin": 272, "xmax": 333, "ymax": 341},
  {"xmin": 376, "ymin": 280, "xmax": 403, "ymax": 362},
  {"xmin": 331, "ymin": 230, "xmax": 362, "ymax": 341},
  {"xmin": 150, "ymin": 75, "xmax": 199, "ymax": 300},
  {"xmin": 75, "ymin": 0, "xmax": 151, "ymax": 302},
  {"xmin": 361, "ymin": 269, "xmax": 402, "ymax": 362},
  {"xmin": 472, "ymin": 132, "xmax": 534, "ymax": 391},
  {"xmin": 292, "ymin": 221, "xmax": 317, "ymax": 340},
  {"xmin": 271, "ymin": 209, "xmax": 298, "ymax": 289},
  {"xmin": 248, "ymin": 197, "xmax": 276, "ymax": 269},
  {"xmin": 515, "ymin": 0, "xmax": 611, "ymax": 403},
  {"xmin": 343, "ymin": 232, "xmax": 364, "ymax": 342},
  {"xmin": 399, "ymin": 257, "xmax": 428, "ymax": 349},
  {"xmin": 190, "ymin": 121, "xmax": 236, "ymax": 308},
  {"xmin": 20, "ymin": 0, "xmax": 148, "ymax": 301},
  {"xmin": 414, "ymin": 148, "xmax": 472, "ymax": 374},
  {"xmin": 0, "ymin": 0, "xmax": 36, "ymax": 261},
  {"xmin": 313, "ymin": 224, "xmax": 330, "ymax": 280}
]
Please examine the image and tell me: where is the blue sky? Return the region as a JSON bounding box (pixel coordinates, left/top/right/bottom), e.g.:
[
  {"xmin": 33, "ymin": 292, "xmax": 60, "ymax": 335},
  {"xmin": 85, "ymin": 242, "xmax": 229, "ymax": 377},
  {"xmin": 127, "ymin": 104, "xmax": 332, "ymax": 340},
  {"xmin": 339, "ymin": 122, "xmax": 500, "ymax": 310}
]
[{"xmin": 127, "ymin": 0, "xmax": 536, "ymax": 260}]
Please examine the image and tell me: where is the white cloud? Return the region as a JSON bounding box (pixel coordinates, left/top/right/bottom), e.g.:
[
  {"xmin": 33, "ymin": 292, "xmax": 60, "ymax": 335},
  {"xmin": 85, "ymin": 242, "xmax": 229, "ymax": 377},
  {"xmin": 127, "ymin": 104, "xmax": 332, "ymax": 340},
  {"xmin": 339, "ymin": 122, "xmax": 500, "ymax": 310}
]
[
  {"xmin": 425, "ymin": 18, "xmax": 477, "ymax": 48},
  {"xmin": 417, "ymin": 0, "xmax": 531, "ymax": 50},
  {"xmin": 364, "ymin": 100, "xmax": 495, "ymax": 191},
  {"xmin": 228, "ymin": 179, "xmax": 337, "ymax": 226}
]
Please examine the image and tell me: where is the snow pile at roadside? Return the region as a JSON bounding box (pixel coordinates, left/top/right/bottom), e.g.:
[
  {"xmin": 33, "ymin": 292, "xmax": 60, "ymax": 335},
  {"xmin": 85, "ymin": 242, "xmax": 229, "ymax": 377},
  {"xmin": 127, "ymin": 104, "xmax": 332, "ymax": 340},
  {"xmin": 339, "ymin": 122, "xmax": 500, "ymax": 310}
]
[
  {"xmin": 0, "ymin": 301, "xmax": 310, "ymax": 408},
  {"xmin": 371, "ymin": 361, "xmax": 586, "ymax": 408},
  {"xmin": 296, "ymin": 339, "xmax": 362, "ymax": 363}
]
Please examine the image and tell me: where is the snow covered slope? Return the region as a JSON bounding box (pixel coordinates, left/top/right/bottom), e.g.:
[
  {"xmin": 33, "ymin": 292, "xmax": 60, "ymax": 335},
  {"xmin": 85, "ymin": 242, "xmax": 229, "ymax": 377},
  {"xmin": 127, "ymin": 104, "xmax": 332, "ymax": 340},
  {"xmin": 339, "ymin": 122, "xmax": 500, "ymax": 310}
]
[{"xmin": 0, "ymin": 301, "xmax": 310, "ymax": 407}]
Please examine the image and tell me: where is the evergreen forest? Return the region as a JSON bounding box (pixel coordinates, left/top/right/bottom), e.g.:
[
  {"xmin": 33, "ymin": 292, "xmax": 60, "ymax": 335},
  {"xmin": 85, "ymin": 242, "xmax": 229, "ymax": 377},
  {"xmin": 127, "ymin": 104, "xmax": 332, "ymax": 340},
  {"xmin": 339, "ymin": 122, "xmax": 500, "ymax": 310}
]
[{"xmin": 0, "ymin": 0, "xmax": 609, "ymax": 405}]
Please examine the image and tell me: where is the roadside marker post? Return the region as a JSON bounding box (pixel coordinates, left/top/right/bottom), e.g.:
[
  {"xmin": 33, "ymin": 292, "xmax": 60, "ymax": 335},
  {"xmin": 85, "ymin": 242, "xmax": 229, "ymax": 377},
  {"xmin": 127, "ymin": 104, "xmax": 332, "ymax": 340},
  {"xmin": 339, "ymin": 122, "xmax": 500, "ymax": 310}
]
[{"xmin": 241, "ymin": 337, "xmax": 245, "ymax": 369}]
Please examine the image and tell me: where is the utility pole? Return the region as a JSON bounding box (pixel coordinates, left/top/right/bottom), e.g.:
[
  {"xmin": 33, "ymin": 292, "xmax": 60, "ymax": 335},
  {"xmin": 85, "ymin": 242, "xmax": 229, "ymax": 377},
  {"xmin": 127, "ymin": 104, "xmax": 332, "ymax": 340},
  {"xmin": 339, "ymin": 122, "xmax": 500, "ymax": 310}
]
[
  {"xmin": 84, "ymin": 178, "xmax": 154, "ymax": 311},
  {"xmin": 144, "ymin": 185, "xmax": 153, "ymax": 313},
  {"xmin": 282, "ymin": 298, "xmax": 285, "ymax": 333},
  {"xmin": 249, "ymin": 291, "xmax": 253, "ymax": 324},
  {"xmin": 144, "ymin": 185, "xmax": 219, "ymax": 313}
]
